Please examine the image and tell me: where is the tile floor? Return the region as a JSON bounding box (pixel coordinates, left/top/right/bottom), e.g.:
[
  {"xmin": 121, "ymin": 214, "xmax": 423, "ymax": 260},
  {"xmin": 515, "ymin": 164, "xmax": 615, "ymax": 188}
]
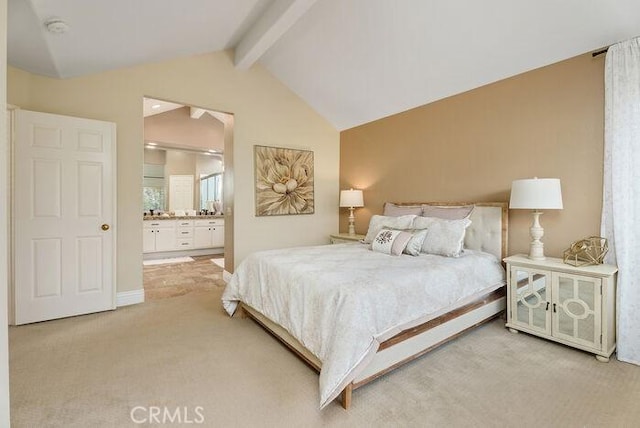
[{"xmin": 143, "ymin": 255, "xmax": 226, "ymax": 300}]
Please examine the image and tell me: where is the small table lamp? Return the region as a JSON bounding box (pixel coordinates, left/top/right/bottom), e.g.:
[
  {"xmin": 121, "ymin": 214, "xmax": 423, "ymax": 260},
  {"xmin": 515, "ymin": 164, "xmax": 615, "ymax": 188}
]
[
  {"xmin": 509, "ymin": 178, "xmax": 563, "ymax": 260},
  {"xmin": 340, "ymin": 189, "xmax": 364, "ymax": 236}
]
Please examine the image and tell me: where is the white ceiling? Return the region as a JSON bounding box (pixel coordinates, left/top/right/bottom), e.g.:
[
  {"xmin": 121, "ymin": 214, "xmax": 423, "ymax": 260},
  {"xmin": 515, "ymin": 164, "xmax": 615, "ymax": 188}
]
[
  {"xmin": 8, "ymin": 0, "xmax": 640, "ymax": 130},
  {"xmin": 142, "ymin": 98, "xmax": 184, "ymax": 118},
  {"xmin": 8, "ymin": 0, "xmax": 273, "ymax": 78}
]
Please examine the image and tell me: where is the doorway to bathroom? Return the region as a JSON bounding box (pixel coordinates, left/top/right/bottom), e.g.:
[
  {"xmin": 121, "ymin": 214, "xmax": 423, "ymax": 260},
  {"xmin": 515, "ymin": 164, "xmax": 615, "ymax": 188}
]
[{"xmin": 141, "ymin": 96, "xmax": 233, "ymax": 300}]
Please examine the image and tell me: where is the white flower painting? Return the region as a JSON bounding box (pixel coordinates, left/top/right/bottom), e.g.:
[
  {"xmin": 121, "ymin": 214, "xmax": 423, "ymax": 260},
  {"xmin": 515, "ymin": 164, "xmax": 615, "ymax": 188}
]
[{"xmin": 254, "ymin": 145, "xmax": 314, "ymax": 216}]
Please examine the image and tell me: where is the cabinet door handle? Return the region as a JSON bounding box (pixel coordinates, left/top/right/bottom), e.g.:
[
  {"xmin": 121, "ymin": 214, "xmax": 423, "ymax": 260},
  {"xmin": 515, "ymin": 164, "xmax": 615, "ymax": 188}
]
[
  {"xmin": 546, "ymin": 302, "xmax": 550, "ymax": 311},
  {"xmin": 553, "ymin": 303, "xmax": 557, "ymax": 313}
]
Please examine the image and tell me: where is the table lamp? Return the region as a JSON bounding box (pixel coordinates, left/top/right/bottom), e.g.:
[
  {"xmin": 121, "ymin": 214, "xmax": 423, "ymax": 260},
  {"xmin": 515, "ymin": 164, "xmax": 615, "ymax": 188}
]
[
  {"xmin": 340, "ymin": 189, "xmax": 364, "ymax": 236},
  {"xmin": 509, "ymin": 178, "xmax": 563, "ymax": 260}
]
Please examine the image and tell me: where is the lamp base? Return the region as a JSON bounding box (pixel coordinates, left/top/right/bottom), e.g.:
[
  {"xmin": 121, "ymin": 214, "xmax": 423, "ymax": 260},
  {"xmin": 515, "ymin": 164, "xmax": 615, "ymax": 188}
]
[
  {"xmin": 347, "ymin": 207, "xmax": 356, "ymax": 236},
  {"xmin": 528, "ymin": 211, "xmax": 546, "ymax": 260}
]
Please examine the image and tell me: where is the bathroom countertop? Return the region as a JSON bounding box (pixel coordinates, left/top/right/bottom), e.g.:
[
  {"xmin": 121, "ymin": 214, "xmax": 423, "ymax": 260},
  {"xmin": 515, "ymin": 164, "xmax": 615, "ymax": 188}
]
[{"xmin": 143, "ymin": 214, "xmax": 224, "ymax": 221}]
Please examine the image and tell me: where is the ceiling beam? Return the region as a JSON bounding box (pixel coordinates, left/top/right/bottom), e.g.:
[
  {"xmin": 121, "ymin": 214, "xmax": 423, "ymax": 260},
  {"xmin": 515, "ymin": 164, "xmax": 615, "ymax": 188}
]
[
  {"xmin": 190, "ymin": 107, "xmax": 206, "ymax": 119},
  {"xmin": 209, "ymin": 111, "xmax": 232, "ymax": 125},
  {"xmin": 234, "ymin": 0, "xmax": 318, "ymax": 70}
]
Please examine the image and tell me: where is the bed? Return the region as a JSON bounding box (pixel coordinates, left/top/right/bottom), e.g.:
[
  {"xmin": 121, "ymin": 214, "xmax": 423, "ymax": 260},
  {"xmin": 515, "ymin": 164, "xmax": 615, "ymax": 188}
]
[{"xmin": 222, "ymin": 202, "xmax": 508, "ymax": 409}]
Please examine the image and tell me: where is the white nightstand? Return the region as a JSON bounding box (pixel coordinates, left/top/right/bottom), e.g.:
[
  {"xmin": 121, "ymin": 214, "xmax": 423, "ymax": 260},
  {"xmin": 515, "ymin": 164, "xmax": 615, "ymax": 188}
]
[
  {"xmin": 329, "ymin": 233, "xmax": 365, "ymax": 244},
  {"xmin": 504, "ymin": 254, "xmax": 617, "ymax": 362}
]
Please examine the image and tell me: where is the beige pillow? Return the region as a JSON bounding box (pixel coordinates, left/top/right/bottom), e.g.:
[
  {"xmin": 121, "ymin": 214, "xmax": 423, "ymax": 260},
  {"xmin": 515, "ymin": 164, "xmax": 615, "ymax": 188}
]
[
  {"xmin": 383, "ymin": 203, "xmax": 422, "ymax": 217},
  {"xmin": 371, "ymin": 229, "xmax": 412, "ymax": 256},
  {"xmin": 421, "ymin": 205, "xmax": 474, "ymax": 220},
  {"xmin": 363, "ymin": 214, "xmax": 416, "ymax": 244}
]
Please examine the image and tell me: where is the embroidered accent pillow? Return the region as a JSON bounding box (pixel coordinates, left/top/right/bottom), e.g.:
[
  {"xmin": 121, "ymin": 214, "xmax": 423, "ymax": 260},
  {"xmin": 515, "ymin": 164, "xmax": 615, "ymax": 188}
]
[
  {"xmin": 419, "ymin": 218, "xmax": 472, "ymax": 257},
  {"xmin": 371, "ymin": 229, "xmax": 412, "ymax": 256},
  {"xmin": 363, "ymin": 214, "xmax": 416, "ymax": 244}
]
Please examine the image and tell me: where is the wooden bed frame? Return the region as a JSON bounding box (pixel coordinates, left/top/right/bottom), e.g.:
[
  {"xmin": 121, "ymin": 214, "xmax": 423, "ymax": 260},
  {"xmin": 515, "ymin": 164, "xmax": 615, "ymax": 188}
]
[{"xmin": 237, "ymin": 202, "xmax": 508, "ymax": 409}]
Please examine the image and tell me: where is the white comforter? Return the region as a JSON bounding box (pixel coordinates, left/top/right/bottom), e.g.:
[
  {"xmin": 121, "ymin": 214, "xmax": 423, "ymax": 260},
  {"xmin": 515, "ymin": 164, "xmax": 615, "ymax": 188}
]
[{"xmin": 222, "ymin": 243, "xmax": 505, "ymax": 408}]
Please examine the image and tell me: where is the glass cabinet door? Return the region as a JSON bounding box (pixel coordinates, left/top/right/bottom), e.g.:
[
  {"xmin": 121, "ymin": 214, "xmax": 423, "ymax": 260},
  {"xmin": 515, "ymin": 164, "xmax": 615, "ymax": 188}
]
[
  {"xmin": 509, "ymin": 267, "xmax": 551, "ymax": 335},
  {"xmin": 552, "ymin": 273, "xmax": 601, "ymax": 349}
]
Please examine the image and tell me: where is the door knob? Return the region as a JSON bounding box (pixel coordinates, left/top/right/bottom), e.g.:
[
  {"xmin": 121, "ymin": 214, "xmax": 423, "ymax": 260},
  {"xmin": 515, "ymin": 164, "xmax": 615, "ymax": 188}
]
[{"xmin": 101, "ymin": 224, "xmax": 110, "ymax": 231}]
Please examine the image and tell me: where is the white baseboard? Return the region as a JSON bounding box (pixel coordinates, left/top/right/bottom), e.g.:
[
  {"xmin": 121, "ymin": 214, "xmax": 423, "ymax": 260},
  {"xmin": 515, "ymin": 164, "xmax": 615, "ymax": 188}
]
[
  {"xmin": 116, "ymin": 289, "xmax": 145, "ymax": 307},
  {"xmin": 223, "ymin": 270, "xmax": 232, "ymax": 283}
]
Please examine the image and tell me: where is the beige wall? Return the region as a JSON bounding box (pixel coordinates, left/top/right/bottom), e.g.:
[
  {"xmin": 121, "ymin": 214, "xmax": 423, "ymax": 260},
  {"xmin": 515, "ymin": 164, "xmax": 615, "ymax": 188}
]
[
  {"xmin": 8, "ymin": 50, "xmax": 339, "ymax": 292},
  {"xmin": 144, "ymin": 106, "xmax": 225, "ymax": 152},
  {"xmin": 341, "ymin": 53, "xmax": 605, "ymax": 258},
  {"xmin": 0, "ymin": 0, "xmax": 10, "ymax": 423},
  {"xmin": 222, "ymin": 116, "xmax": 235, "ymax": 271},
  {"xmin": 143, "ymin": 147, "xmax": 166, "ymax": 165}
]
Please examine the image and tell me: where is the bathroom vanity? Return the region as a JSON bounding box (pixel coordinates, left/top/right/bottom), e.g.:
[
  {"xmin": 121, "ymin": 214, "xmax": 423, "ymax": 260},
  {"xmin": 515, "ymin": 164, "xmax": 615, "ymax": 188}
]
[{"xmin": 143, "ymin": 215, "xmax": 224, "ymax": 256}]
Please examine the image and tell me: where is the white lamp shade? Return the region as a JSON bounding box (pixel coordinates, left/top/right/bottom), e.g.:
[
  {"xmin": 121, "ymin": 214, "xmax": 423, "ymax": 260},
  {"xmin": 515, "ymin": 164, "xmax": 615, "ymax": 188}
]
[
  {"xmin": 339, "ymin": 189, "xmax": 364, "ymax": 208},
  {"xmin": 509, "ymin": 178, "xmax": 563, "ymax": 209}
]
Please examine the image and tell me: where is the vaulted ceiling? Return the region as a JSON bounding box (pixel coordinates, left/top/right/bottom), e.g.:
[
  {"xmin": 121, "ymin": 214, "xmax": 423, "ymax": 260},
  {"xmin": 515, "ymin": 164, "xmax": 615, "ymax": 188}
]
[{"xmin": 8, "ymin": 0, "xmax": 640, "ymax": 130}]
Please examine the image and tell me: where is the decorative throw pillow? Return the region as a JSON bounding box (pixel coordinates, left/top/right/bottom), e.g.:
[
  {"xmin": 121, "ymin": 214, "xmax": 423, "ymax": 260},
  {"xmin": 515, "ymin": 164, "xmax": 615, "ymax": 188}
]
[
  {"xmin": 363, "ymin": 214, "xmax": 417, "ymax": 244},
  {"xmin": 403, "ymin": 229, "xmax": 428, "ymax": 256},
  {"xmin": 383, "ymin": 203, "xmax": 423, "ymax": 217},
  {"xmin": 421, "ymin": 205, "xmax": 475, "ymax": 220},
  {"xmin": 421, "ymin": 218, "xmax": 472, "ymax": 257},
  {"xmin": 371, "ymin": 229, "xmax": 412, "ymax": 256}
]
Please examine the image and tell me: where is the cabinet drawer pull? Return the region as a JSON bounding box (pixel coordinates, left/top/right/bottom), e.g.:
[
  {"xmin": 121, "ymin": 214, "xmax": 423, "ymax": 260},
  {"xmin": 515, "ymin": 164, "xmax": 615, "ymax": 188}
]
[
  {"xmin": 181, "ymin": 231, "xmax": 189, "ymax": 234},
  {"xmin": 553, "ymin": 303, "xmax": 557, "ymax": 313},
  {"xmin": 546, "ymin": 302, "xmax": 550, "ymax": 311}
]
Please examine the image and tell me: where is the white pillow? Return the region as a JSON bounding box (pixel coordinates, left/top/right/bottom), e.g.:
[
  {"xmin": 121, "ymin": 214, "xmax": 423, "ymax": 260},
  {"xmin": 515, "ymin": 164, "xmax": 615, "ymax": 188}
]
[
  {"xmin": 371, "ymin": 229, "xmax": 412, "ymax": 256},
  {"xmin": 403, "ymin": 229, "xmax": 428, "ymax": 256},
  {"xmin": 363, "ymin": 214, "xmax": 417, "ymax": 244},
  {"xmin": 420, "ymin": 218, "xmax": 471, "ymax": 257},
  {"xmin": 412, "ymin": 216, "xmax": 437, "ymax": 231}
]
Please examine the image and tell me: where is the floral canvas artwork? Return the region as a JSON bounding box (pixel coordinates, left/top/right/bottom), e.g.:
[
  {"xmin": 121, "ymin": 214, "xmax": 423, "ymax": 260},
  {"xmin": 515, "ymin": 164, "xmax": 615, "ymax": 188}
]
[{"xmin": 254, "ymin": 145, "xmax": 314, "ymax": 216}]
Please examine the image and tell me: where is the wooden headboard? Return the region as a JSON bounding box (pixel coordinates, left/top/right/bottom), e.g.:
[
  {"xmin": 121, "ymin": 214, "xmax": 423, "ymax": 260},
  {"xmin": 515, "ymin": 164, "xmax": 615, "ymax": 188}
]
[{"xmin": 392, "ymin": 202, "xmax": 508, "ymax": 261}]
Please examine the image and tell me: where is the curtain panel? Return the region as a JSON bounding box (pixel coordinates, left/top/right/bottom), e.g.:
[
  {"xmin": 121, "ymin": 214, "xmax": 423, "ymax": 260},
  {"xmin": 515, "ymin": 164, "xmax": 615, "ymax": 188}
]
[{"xmin": 602, "ymin": 37, "xmax": 640, "ymax": 365}]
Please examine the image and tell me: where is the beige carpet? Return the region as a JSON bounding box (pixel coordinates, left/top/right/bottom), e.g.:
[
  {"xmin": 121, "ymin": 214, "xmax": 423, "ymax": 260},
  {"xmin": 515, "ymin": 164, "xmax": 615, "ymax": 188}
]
[{"xmin": 9, "ymin": 287, "xmax": 640, "ymax": 427}]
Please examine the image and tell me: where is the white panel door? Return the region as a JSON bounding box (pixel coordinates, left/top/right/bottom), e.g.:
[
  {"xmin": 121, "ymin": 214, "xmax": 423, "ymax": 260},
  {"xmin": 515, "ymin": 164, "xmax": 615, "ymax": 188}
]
[
  {"xmin": 169, "ymin": 175, "xmax": 194, "ymax": 211},
  {"xmin": 14, "ymin": 110, "xmax": 116, "ymax": 325}
]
